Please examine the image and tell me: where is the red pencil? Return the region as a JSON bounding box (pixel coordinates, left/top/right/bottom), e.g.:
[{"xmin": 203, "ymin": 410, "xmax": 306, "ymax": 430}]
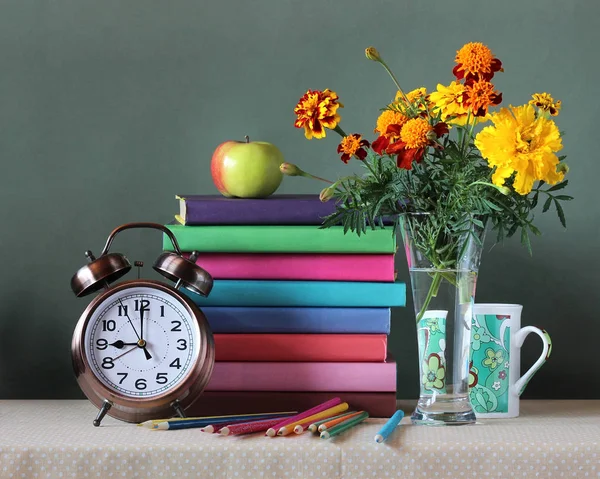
[{"xmin": 220, "ymin": 417, "xmax": 288, "ymax": 436}]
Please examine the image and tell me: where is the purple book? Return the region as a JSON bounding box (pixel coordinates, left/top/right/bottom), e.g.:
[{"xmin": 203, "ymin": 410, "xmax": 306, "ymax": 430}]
[{"xmin": 175, "ymin": 194, "xmax": 338, "ymax": 225}]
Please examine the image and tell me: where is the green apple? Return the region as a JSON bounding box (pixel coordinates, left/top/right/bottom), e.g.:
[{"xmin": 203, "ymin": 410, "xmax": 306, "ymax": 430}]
[{"xmin": 210, "ymin": 136, "xmax": 285, "ymax": 198}]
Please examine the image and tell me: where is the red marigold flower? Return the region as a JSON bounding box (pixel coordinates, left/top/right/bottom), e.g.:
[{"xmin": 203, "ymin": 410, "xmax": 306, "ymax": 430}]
[
  {"xmin": 385, "ymin": 119, "xmax": 448, "ymax": 170},
  {"xmin": 337, "ymin": 134, "xmax": 370, "ymax": 163},
  {"xmin": 453, "ymin": 42, "xmax": 503, "ymax": 82},
  {"xmin": 294, "ymin": 89, "xmax": 343, "ymax": 140}
]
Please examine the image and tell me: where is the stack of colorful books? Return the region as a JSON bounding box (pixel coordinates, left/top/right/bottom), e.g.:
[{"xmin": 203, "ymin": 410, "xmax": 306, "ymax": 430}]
[{"xmin": 162, "ymin": 194, "xmax": 405, "ymax": 417}]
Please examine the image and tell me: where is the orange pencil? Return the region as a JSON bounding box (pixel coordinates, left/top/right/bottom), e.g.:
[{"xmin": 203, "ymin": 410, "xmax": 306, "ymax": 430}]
[{"xmin": 317, "ymin": 411, "xmax": 363, "ymax": 432}]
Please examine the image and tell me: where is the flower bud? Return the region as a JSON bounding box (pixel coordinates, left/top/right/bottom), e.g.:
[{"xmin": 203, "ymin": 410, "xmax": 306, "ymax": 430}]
[
  {"xmin": 497, "ymin": 185, "xmax": 511, "ymax": 196},
  {"xmin": 365, "ymin": 47, "xmax": 381, "ymax": 62},
  {"xmin": 319, "ymin": 186, "xmax": 335, "ymax": 203},
  {"xmin": 280, "ymin": 162, "xmax": 304, "ymax": 176},
  {"xmin": 557, "ymin": 162, "xmax": 569, "ymax": 174}
]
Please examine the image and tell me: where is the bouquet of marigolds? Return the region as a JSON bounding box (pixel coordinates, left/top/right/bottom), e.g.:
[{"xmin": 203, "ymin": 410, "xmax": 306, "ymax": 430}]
[
  {"xmin": 287, "ymin": 43, "xmax": 572, "ymax": 425},
  {"xmin": 286, "ymin": 43, "xmax": 572, "ymax": 257}
]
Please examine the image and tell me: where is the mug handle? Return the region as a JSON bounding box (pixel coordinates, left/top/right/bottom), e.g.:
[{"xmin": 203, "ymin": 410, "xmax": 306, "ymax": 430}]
[{"xmin": 513, "ymin": 326, "xmax": 552, "ymax": 397}]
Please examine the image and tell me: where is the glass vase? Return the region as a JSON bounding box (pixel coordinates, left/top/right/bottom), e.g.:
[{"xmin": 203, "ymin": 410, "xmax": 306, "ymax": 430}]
[{"xmin": 398, "ymin": 213, "xmax": 486, "ymax": 425}]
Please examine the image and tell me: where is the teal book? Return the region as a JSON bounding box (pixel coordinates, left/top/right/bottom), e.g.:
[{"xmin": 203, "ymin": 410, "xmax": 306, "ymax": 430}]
[
  {"xmin": 162, "ymin": 225, "xmax": 396, "ymax": 253},
  {"xmin": 182, "ymin": 280, "xmax": 406, "ymax": 307}
]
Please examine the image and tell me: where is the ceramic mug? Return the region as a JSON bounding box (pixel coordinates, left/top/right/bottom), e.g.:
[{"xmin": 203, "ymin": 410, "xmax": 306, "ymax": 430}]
[{"xmin": 469, "ymin": 304, "xmax": 552, "ymax": 418}]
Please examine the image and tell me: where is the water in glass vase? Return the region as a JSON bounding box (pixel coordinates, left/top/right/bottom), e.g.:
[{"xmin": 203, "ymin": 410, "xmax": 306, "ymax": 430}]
[{"xmin": 411, "ymin": 267, "xmax": 478, "ymax": 425}]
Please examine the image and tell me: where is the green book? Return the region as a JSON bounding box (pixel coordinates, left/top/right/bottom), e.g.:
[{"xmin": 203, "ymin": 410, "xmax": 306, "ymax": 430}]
[{"xmin": 163, "ymin": 225, "xmax": 396, "ymax": 253}]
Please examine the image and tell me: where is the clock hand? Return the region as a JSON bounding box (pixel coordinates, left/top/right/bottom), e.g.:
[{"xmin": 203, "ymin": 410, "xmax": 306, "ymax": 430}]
[
  {"xmin": 112, "ymin": 346, "xmax": 137, "ymax": 362},
  {"xmin": 109, "ymin": 340, "xmax": 138, "ymax": 349},
  {"xmin": 118, "ymin": 299, "xmax": 141, "ymax": 341}
]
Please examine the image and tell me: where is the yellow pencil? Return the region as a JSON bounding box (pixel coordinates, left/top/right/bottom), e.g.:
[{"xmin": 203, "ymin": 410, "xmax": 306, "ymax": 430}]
[
  {"xmin": 137, "ymin": 411, "xmax": 297, "ymax": 428},
  {"xmin": 276, "ymin": 403, "xmax": 349, "ymax": 436}
]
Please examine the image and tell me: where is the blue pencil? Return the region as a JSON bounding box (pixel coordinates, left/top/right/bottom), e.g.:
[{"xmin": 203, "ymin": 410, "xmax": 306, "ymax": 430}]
[
  {"xmin": 153, "ymin": 413, "xmax": 295, "ymax": 430},
  {"xmin": 374, "ymin": 410, "xmax": 404, "ymax": 443}
]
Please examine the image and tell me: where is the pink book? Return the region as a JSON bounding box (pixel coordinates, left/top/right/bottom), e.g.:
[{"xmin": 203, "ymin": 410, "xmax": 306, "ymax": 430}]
[
  {"xmin": 206, "ymin": 359, "xmax": 397, "ymax": 392},
  {"xmin": 214, "ymin": 334, "xmax": 387, "ymax": 362},
  {"xmin": 189, "ymin": 253, "xmax": 395, "ymax": 282}
]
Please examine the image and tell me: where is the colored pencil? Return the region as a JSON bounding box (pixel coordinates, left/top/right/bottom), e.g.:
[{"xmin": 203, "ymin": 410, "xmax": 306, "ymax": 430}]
[
  {"xmin": 318, "ymin": 411, "xmax": 363, "ymax": 432},
  {"xmin": 320, "ymin": 411, "xmax": 369, "ymax": 439},
  {"xmin": 374, "ymin": 410, "xmax": 405, "ymax": 443},
  {"xmin": 220, "ymin": 417, "xmax": 287, "ymax": 436},
  {"xmin": 138, "ymin": 411, "xmax": 296, "ymax": 428},
  {"xmin": 295, "ymin": 412, "xmax": 353, "ymax": 435},
  {"xmin": 200, "ymin": 413, "xmax": 296, "ymax": 434},
  {"xmin": 276, "ymin": 403, "xmax": 349, "ymax": 436},
  {"xmin": 265, "ymin": 397, "xmax": 341, "ymax": 437},
  {"xmin": 154, "ymin": 412, "xmax": 295, "ymax": 431}
]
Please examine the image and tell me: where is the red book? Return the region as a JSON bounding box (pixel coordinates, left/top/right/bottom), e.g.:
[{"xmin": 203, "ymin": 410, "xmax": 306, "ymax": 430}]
[
  {"xmin": 188, "ymin": 391, "xmax": 397, "ymax": 418},
  {"xmin": 213, "ymin": 334, "xmax": 387, "ymax": 362}
]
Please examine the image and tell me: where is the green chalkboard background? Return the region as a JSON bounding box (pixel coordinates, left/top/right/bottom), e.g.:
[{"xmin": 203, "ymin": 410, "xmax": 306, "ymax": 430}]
[{"xmin": 0, "ymin": 0, "xmax": 597, "ymax": 400}]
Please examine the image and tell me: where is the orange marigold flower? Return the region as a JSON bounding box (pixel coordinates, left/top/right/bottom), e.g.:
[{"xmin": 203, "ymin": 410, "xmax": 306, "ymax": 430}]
[
  {"xmin": 337, "ymin": 134, "xmax": 370, "ymax": 163},
  {"xmin": 399, "ymin": 118, "xmax": 432, "ymax": 149},
  {"xmin": 294, "ymin": 89, "xmax": 343, "ymax": 140},
  {"xmin": 454, "ymin": 42, "xmax": 503, "ymax": 82},
  {"xmin": 464, "ymin": 79, "xmax": 502, "ymax": 117},
  {"xmin": 374, "ymin": 109, "xmax": 409, "ymax": 139},
  {"xmin": 529, "ymin": 92, "xmax": 561, "ymax": 116}
]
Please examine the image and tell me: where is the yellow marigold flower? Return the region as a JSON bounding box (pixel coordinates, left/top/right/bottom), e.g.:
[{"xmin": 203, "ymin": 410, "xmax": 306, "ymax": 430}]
[
  {"xmin": 429, "ymin": 81, "xmax": 470, "ymax": 125},
  {"xmin": 293, "ymin": 89, "xmax": 343, "ymax": 140},
  {"xmin": 400, "ymin": 118, "xmax": 432, "ymax": 149},
  {"xmin": 454, "ymin": 42, "xmax": 503, "ymax": 81},
  {"xmin": 465, "ymin": 79, "xmax": 502, "ymax": 117},
  {"xmin": 375, "ymin": 110, "xmax": 409, "ymax": 139},
  {"xmin": 474, "ymin": 104, "xmax": 564, "ymax": 195},
  {"xmin": 394, "ymin": 87, "xmax": 429, "ymax": 111},
  {"xmin": 529, "ymin": 92, "xmax": 561, "ymax": 116}
]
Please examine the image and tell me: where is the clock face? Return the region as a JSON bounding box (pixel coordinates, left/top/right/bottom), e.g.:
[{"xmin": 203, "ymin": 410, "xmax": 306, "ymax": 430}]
[{"xmin": 83, "ymin": 285, "xmax": 200, "ymax": 398}]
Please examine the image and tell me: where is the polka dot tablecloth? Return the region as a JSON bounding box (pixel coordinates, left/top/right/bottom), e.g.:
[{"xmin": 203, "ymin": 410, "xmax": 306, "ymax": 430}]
[{"xmin": 0, "ymin": 400, "xmax": 599, "ymax": 478}]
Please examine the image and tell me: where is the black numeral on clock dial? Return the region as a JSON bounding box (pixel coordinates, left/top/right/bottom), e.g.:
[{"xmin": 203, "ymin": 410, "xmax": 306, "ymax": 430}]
[
  {"xmin": 135, "ymin": 378, "xmax": 147, "ymax": 390},
  {"xmin": 156, "ymin": 373, "xmax": 168, "ymax": 384},
  {"xmin": 118, "ymin": 305, "xmax": 128, "ymax": 316},
  {"xmin": 171, "ymin": 321, "xmax": 182, "ymax": 332},
  {"xmin": 117, "ymin": 372, "xmax": 128, "ymax": 384},
  {"xmin": 176, "ymin": 339, "xmax": 187, "ymax": 350},
  {"xmin": 134, "ymin": 299, "xmax": 150, "ymax": 312},
  {"xmin": 102, "ymin": 357, "xmax": 114, "ymax": 369},
  {"xmin": 169, "ymin": 358, "xmax": 181, "ymax": 369},
  {"xmin": 96, "ymin": 339, "xmax": 108, "ymax": 350},
  {"xmin": 102, "ymin": 319, "xmax": 116, "ymax": 332},
  {"xmin": 160, "ymin": 305, "xmax": 165, "ymax": 317}
]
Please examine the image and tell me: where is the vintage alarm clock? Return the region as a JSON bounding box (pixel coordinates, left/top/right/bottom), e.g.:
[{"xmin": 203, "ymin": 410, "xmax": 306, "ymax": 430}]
[{"xmin": 70, "ymin": 222, "xmax": 215, "ymax": 426}]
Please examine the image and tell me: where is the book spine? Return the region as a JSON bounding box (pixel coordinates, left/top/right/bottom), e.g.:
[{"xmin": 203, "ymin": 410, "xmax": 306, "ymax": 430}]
[
  {"xmin": 213, "ymin": 334, "xmax": 387, "ymax": 362},
  {"xmin": 186, "ymin": 391, "xmax": 398, "ymax": 418},
  {"xmin": 163, "ymin": 225, "xmax": 396, "ymax": 253},
  {"xmin": 203, "ymin": 307, "xmax": 391, "ymax": 334},
  {"xmin": 182, "ymin": 196, "xmax": 337, "ymax": 225},
  {"xmin": 190, "ymin": 253, "xmax": 395, "ymax": 282},
  {"xmin": 183, "ymin": 280, "xmax": 406, "ymax": 307},
  {"xmin": 206, "ymin": 361, "xmax": 397, "ymax": 392}
]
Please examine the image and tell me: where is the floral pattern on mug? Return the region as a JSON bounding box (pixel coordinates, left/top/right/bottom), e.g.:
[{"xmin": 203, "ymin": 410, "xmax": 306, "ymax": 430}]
[
  {"xmin": 470, "ymin": 313, "xmax": 511, "ymax": 414},
  {"xmin": 471, "ymin": 327, "xmax": 491, "ymax": 351},
  {"xmin": 483, "ymin": 348, "xmax": 505, "ymax": 370},
  {"xmin": 422, "ymin": 353, "xmax": 445, "ymax": 390},
  {"xmin": 417, "ymin": 315, "xmax": 448, "ymax": 394}
]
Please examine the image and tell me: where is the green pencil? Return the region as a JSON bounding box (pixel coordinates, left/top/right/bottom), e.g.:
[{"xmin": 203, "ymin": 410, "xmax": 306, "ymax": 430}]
[{"xmin": 320, "ymin": 411, "xmax": 369, "ymax": 439}]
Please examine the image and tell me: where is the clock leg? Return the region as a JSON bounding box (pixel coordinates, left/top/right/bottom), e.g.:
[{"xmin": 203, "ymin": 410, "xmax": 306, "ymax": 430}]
[
  {"xmin": 93, "ymin": 400, "xmax": 113, "ymax": 427},
  {"xmin": 171, "ymin": 399, "xmax": 186, "ymax": 418}
]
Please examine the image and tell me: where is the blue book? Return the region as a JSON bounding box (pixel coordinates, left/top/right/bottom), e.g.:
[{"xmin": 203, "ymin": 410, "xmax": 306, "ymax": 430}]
[
  {"xmin": 183, "ymin": 280, "xmax": 406, "ymax": 307},
  {"xmin": 202, "ymin": 307, "xmax": 391, "ymax": 333}
]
